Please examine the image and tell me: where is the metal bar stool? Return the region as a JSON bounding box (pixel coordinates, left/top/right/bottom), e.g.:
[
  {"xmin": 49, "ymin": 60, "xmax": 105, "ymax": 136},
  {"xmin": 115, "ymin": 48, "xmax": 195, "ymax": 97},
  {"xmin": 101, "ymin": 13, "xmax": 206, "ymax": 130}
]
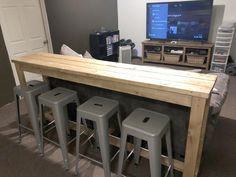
[
  {"xmin": 75, "ymin": 96, "xmax": 121, "ymax": 177},
  {"xmin": 13, "ymin": 80, "xmax": 49, "ymax": 152},
  {"xmin": 117, "ymin": 108, "xmax": 174, "ymax": 177},
  {"xmin": 38, "ymin": 87, "xmax": 79, "ymax": 170}
]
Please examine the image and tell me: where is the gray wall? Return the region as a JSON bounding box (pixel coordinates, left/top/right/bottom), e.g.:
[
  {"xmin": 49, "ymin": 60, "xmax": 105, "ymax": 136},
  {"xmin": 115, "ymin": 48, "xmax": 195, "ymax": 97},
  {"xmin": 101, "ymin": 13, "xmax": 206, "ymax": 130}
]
[
  {"xmin": 208, "ymin": 5, "xmax": 225, "ymax": 43},
  {"xmin": 0, "ymin": 26, "xmax": 15, "ymax": 107},
  {"xmin": 45, "ymin": 0, "xmax": 118, "ymax": 54}
]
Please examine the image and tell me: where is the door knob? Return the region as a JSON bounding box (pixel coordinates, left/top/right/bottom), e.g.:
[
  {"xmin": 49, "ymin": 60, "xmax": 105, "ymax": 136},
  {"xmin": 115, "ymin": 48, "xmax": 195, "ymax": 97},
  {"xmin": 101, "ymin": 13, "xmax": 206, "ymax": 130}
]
[{"xmin": 43, "ymin": 40, "xmax": 48, "ymax": 44}]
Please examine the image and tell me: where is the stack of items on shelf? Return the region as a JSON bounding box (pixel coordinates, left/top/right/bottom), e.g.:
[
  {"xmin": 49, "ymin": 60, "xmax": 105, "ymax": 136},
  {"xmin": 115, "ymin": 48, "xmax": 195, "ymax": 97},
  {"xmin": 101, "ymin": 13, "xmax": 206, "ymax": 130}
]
[
  {"xmin": 142, "ymin": 40, "xmax": 213, "ymax": 69},
  {"xmin": 164, "ymin": 47, "xmax": 183, "ymax": 63},
  {"xmin": 210, "ymin": 23, "xmax": 235, "ymax": 72},
  {"xmin": 90, "ymin": 30, "xmax": 119, "ymax": 62}
]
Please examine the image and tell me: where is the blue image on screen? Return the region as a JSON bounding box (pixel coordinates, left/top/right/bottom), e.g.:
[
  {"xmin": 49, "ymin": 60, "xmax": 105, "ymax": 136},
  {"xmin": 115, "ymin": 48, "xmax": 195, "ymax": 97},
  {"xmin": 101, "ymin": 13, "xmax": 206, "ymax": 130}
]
[
  {"xmin": 147, "ymin": 1, "xmax": 213, "ymax": 41},
  {"xmin": 148, "ymin": 4, "xmax": 168, "ymax": 39},
  {"xmin": 169, "ymin": 26, "xmax": 177, "ymax": 34}
]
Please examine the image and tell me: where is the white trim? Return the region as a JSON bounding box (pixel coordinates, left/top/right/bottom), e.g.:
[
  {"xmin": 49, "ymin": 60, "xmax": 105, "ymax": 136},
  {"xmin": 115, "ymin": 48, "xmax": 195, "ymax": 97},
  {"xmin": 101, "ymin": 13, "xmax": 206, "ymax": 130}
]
[{"xmin": 39, "ymin": 0, "xmax": 54, "ymax": 53}]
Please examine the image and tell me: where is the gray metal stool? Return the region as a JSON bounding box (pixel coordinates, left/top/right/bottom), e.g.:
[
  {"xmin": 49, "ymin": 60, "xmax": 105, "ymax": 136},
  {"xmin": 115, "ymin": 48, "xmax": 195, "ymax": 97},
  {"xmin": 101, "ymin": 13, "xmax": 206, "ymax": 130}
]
[
  {"xmin": 117, "ymin": 108, "xmax": 174, "ymax": 177},
  {"xmin": 13, "ymin": 80, "xmax": 49, "ymax": 152},
  {"xmin": 38, "ymin": 87, "xmax": 79, "ymax": 170},
  {"xmin": 75, "ymin": 96, "xmax": 121, "ymax": 177}
]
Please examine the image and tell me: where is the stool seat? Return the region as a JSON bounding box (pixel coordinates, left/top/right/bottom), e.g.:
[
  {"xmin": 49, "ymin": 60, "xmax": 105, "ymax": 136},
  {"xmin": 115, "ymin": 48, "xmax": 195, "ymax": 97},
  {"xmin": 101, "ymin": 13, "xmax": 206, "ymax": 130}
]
[
  {"xmin": 118, "ymin": 108, "xmax": 173, "ymax": 177},
  {"xmin": 77, "ymin": 96, "xmax": 119, "ymax": 119},
  {"xmin": 39, "ymin": 87, "xmax": 77, "ymax": 105},
  {"xmin": 13, "ymin": 80, "xmax": 45, "ymax": 96},
  {"xmin": 123, "ymin": 108, "xmax": 170, "ymax": 137}
]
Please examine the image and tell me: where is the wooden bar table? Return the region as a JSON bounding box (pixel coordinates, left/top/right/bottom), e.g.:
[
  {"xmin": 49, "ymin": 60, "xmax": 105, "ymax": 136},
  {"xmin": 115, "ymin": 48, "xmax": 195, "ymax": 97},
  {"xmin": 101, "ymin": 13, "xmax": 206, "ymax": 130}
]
[{"xmin": 12, "ymin": 53, "xmax": 217, "ymax": 177}]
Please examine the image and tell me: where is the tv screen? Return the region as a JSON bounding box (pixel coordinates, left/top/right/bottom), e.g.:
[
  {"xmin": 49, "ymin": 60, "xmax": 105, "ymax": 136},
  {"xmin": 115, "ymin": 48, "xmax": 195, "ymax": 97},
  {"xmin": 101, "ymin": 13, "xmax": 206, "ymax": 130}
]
[{"xmin": 146, "ymin": 1, "xmax": 213, "ymax": 41}]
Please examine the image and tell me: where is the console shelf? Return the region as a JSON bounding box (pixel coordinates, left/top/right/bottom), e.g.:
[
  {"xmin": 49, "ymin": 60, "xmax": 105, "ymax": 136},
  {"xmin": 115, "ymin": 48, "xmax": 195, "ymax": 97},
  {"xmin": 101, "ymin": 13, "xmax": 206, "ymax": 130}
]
[{"xmin": 142, "ymin": 40, "xmax": 213, "ymax": 70}]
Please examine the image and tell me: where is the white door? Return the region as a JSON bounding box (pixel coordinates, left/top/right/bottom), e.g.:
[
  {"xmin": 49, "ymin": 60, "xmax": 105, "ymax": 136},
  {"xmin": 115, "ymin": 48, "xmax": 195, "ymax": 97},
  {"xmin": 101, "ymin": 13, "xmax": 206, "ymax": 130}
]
[{"xmin": 0, "ymin": 0, "xmax": 50, "ymax": 85}]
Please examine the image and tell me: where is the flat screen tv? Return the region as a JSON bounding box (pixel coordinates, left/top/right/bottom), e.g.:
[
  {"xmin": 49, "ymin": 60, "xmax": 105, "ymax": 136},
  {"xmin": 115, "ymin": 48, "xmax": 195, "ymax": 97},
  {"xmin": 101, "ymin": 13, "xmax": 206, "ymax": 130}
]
[{"xmin": 146, "ymin": 0, "xmax": 213, "ymax": 41}]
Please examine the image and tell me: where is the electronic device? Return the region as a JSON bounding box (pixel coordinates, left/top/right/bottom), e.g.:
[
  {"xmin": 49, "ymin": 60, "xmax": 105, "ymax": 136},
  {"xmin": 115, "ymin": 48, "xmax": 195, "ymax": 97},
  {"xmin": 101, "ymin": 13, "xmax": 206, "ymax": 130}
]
[
  {"xmin": 170, "ymin": 50, "xmax": 183, "ymax": 54},
  {"xmin": 146, "ymin": 0, "xmax": 213, "ymax": 41},
  {"xmin": 90, "ymin": 30, "xmax": 119, "ymax": 62},
  {"xmin": 119, "ymin": 46, "xmax": 131, "ymax": 64}
]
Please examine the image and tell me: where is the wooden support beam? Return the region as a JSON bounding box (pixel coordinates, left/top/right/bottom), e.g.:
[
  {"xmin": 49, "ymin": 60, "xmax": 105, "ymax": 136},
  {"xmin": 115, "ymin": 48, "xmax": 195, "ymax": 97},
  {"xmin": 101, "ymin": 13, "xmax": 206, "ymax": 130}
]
[{"xmin": 183, "ymin": 97, "xmax": 209, "ymax": 177}]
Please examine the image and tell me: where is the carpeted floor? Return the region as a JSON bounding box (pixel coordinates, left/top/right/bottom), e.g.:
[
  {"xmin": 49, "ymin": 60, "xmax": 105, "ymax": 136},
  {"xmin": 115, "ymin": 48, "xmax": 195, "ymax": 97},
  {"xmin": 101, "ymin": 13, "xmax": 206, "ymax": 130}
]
[
  {"xmin": 0, "ymin": 101, "xmax": 114, "ymax": 177},
  {"xmin": 198, "ymin": 117, "xmax": 236, "ymax": 177},
  {"xmin": 220, "ymin": 76, "xmax": 236, "ymax": 120},
  {"xmin": 0, "ymin": 133, "xmax": 74, "ymax": 177},
  {"xmin": 0, "ymin": 76, "xmax": 235, "ymax": 177}
]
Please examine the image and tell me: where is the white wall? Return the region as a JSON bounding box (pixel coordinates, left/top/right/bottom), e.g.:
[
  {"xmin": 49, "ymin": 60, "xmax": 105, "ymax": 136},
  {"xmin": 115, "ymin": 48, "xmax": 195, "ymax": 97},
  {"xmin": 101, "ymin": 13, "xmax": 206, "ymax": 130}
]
[{"xmin": 118, "ymin": 0, "xmax": 236, "ymax": 58}]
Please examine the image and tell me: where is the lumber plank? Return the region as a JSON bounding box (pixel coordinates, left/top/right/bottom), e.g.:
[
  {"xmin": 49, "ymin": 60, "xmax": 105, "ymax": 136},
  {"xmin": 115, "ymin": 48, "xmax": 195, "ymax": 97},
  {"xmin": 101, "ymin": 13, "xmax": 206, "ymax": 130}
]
[
  {"xmin": 183, "ymin": 97, "xmax": 209, "ymax": 177},
  {"xmin": 38, "ymin": 53, "xmax": 216, "ymax": 81},
  {"xmin": 29, "ymin": 54, "xmax": 215, "ymax": 87},
  {"xmin": 18, "ymin": 63, "xmax": 192, "ymax": 106},
  {"xmin": 13, "ymin": 53, "xmax": 216, "ymax": 99}
]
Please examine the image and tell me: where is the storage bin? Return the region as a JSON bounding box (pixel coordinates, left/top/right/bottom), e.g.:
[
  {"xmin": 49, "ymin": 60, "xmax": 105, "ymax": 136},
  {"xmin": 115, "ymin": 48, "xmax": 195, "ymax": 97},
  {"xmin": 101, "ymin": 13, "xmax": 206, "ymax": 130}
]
[
  {"xmin": 164, "ymin": 54, "xmax": 180, "ymax": 63},
  {"xmin": 211, "ymin": 63, "xmax": 225, "ymax": 72},
  {"xmin": 146, "ymin": 52, "xmax": 161, "ymax": 61},
  {"xmin": 213, "ymin": 56, "xmax": 228, "ymax": 63},
  {"xmin": 187, "ymin": 55, "xmax": 205, "ymax": 64}
]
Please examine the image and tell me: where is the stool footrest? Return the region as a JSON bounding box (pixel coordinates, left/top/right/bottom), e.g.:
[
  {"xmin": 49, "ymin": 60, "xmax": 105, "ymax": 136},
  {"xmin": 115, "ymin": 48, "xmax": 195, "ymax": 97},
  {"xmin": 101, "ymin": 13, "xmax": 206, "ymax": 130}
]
[
  {"xmin": 164, "ymin": 164, "xmax": 173, "ymax": 177},
  {"xmin": 79, "ymin": 153, "xmax": 103, "ymax": 166},
  {"xmin": 19, "ymin": 124, "xmax": 33, "ymax": 132},
  {"xmin": 43, "ymin": 120, "xmax": 56, "ymax": 130},
  {"xmin": 125, "ymin": 149, "xmax": 134, "ymax": 161},
  {"xmin": 77, "ymin": 148, "xmax": 120, "ymax": 166},
  {"xmin": 43, "ymin": 136, "xmax": 76, "ymax": 147},
  {"xmin": 81, "ymin": 131, "xmax": 95, "ymax": 146}
]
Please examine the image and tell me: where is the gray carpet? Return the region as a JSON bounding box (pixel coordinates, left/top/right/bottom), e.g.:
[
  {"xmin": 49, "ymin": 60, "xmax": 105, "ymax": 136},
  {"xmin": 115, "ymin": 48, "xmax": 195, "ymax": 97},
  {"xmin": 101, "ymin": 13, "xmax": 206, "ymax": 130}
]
[
  {"xmin": 199, "ymin": 117, "xmax": 236, "ymax": 177},
  {"xmin": 0, "ymin": 75, "xmax": 235, "ymax": 177},
  {"xmin": 220, "ymin": 76, "xmax": 236, "ymax": 120},
  {"xmin": 0, "ymin": 133, "xmax": 74, "ymax": 177},
  {"xmin": 0, "ymin": 101, "xmax": 114, "ymax": 177}
]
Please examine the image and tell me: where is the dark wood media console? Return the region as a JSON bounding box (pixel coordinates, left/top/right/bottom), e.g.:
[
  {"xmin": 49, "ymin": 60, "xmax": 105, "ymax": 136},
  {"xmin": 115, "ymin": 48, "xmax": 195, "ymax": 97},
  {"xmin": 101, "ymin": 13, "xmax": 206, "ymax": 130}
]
[{"xmin": 142, "ymin": 40, "xmax": 214, "ymax": 70}]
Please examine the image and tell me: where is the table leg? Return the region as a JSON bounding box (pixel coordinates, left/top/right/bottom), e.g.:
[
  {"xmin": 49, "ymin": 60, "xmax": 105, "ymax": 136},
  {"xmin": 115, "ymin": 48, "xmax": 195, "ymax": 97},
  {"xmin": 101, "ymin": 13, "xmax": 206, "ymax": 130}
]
[
  {"xmin": 183, "ymin": 97, "xmax": 210, "ymax": 177},
  {"xmin": 15, "ymin": 63, "xmax": 26, "ymax": 86}
]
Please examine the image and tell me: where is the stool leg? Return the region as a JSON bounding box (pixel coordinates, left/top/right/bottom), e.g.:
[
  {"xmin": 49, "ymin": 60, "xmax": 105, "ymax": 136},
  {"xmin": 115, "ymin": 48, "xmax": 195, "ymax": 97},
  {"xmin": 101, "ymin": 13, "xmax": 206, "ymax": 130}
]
[
  {"xmin": 75, "ymin": 115, "xmax": 82, "ymax": 175},
  {"xmin": 96, "ymin": 120, "xmax": 111, "ymax": 177},
  {"xmin": 53, "ymin": 107, "xmax": 69, "ymax": 170},
  {"xmin": 166, "ymin": 128, "xmax": 174, "ymax": 177},
  {"xmin": 93, "ymin": 121, "xmax": 100, "ymax": 149},
  {"xmin": 134, "ymin": 137, "xmax": 142, "ymax": 165},
  {"xmin": 117, "ymin": 111, "xmax": 122, "ymax": 130},
  {"xmin": 74, "ymin": 98, "xmax": 87, "ymax": 135},
  {"xmin": 74, "ymin": 98, "xmax": 80, "ymax": 106},
  {"xmin": 39, "ymin": 103, "xmax": 44, "ymax": 156},
  {"xmin": 63, "ymin": 106, "xmax": 70, "ymax": 135},
  {"xmin": 117, "ymin": 129, "xmax": 127, "ymax": 177},
  {"xmin": 148, "ymin": 138, "xmax": 161, "ymax": 177},
  {"xmin": 15, "ymin": 95, "xmax": 22, "ymax": 143},
  {"xmin": 24, "ymin": 94, "xmax": 42, "ymax": 154},
  {"xmin": 74, "ymin": 98, "xmax": 93, "ymax": 147}
]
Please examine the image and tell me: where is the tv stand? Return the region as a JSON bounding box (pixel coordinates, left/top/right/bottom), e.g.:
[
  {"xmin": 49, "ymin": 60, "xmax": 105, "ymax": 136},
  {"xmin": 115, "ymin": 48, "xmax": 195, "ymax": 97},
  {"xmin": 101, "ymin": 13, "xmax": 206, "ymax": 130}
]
[{"xmin": 142, "ymin": 40, "xmax": 213, "ymax": 70}]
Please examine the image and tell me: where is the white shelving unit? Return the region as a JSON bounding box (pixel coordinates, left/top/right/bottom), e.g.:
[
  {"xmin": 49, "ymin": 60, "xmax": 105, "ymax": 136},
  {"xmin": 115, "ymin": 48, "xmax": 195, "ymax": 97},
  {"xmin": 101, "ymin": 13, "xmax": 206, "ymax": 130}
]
[{"xmin": 210, "ymin": 26, "xmax": 235, "ymax": 72}]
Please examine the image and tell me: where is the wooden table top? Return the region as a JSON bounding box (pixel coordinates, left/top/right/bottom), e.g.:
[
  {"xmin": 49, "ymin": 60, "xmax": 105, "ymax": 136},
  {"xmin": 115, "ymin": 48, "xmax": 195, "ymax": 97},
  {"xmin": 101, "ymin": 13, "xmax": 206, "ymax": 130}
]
[{"xmin": 13, "ymin": 53, "xmax": 217, "ymax": 99}]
